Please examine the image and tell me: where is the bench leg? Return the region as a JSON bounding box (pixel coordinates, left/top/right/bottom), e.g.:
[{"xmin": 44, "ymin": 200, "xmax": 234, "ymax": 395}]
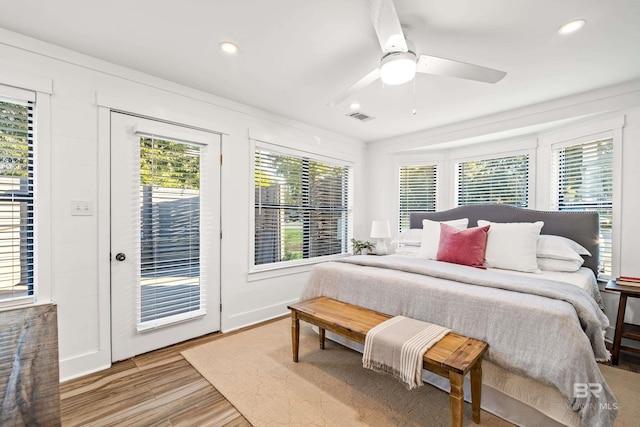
[
  {"xmin": 449, "ymin": 371, "xmax": 464, "ymax": 427},
  {"xmin": 319, "ymin": 327, "xmax": 325, "ymax": 349},
  {"xmin": 291, "ymin": 312, "xmax": 299, "ymax": 362},
  {"xmin": 471, "ymin": 358, "xmax": 483, "ymax": 424}
]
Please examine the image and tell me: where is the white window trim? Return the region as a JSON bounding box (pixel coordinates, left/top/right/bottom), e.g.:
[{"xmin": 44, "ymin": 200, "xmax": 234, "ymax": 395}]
[
  {"xmin": 95, "ymin": 92, "xmax": 231, "ymax": 137},
  {"xmin": 0, "ymin": 82, "xmax": 52, "ymax": 307},
  {"xmin": 0, "ymin": 70, "xmax": 53, "ymax": 97},
  {"xmin": 132, "ymin": 126, "xmax": 215, "ymax": 331},
  {"xmin": 34, "ymin": 91, "xmax": 52, "ymax": 304},
  {"xmin": 448, "ymin": 136, "xmax": 537, "ymax": 161},
  {"xmin": 539, "ymin": 115, "xmax": 624, "ymax": 278},
  {"xmin": 249, "ymin": 139, "xmax": 353, "ymax": 276},
  {"xmin": 538, "ymin": 116, "xmax": 625, "ymax": 147}
]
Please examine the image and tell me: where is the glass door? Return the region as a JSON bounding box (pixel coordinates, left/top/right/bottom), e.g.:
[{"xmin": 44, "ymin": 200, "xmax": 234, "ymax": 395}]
[{"xmin": 110, "ymin": 112, "xmax": 220, "ymax": 361}]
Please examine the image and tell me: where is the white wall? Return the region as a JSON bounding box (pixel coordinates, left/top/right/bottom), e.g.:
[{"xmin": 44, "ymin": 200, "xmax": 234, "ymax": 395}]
[
  {"xmin": 0, "ymin": 28, "xmax": 368, "ymax": 381},
  {"xmin": 366, "ymin": 79, "xmax": 640, "ymax": 341},
  {"xmin": 3, "ymin": 23, "xmax": 638, "ymax": 381}
]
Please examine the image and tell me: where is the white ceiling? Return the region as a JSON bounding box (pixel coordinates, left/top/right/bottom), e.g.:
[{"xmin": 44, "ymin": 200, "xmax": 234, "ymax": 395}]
[{"xmin": 0, "ymin": 0, "xmax": 639, "ymax": 143}]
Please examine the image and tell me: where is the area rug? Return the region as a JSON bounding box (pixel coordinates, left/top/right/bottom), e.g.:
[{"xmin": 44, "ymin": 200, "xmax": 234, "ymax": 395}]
[{"xmin": 182, "ymin": 319, "xmax": 639, "ymax": 427}]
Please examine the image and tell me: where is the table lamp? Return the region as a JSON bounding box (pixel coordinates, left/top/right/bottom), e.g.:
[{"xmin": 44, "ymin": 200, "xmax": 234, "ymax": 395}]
[{"xmin": 370, "ymin": 220, "xmax": 391, "ymax": 255}]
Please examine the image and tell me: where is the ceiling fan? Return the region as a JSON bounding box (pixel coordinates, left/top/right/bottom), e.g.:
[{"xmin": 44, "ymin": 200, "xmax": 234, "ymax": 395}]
[{"xmin": 327, "ymin": 0, "xmax": 507, "ymax": 107}]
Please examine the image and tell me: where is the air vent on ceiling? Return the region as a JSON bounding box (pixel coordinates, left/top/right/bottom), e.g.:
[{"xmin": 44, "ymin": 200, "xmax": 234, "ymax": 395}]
[{"xmin": 346, "ymin": 111, "xmax": 375, "ymax": 122}]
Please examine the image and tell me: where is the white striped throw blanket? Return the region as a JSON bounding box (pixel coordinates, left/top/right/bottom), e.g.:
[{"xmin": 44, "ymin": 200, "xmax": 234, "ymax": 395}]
[{"xmin": 363, "ymin": 316, "xmax": 451, "ymax": 389}]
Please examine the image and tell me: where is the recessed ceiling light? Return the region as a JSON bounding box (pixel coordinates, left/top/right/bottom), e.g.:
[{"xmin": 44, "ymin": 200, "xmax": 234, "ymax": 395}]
[
  {"xmin": 219, "ymin": 41, "xmax": 239, "ymax": 54},
  {"xmin": 349, "ymin": 102, "xmax": 361, "ymax": 110},
  {"xmin": 558, "ymin": 19, "xmax": 586, "ymax": 35}
]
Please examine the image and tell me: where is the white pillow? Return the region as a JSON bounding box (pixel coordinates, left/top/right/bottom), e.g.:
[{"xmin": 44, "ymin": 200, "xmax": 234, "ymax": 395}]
[
  {"xmin": 393, "ymin": 245, "xmax": 422, "ymax": 257},
  {"xmin": 391, "ymin": 229, "xmax": 423, "ymax": 246},
  {"xmin": 537, "ymin": 235, "xmax": 591, "ymax": 261},
  {"xmin": 537, "ymin": 257, "xmax": 584, "ymax": 272},
  {"xmin": 420, "ymin": 218, "xmax": 469, "ymax": 259},
  {"xmin": 478, "ymin": 220, "xmax": 544, "ymax": 273}
]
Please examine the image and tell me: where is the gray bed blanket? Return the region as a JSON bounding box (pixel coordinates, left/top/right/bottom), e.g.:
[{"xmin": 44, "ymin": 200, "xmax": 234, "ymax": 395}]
[{"xmin": 300, "ymin": 256, "xmax": 618, "ymax": 427}]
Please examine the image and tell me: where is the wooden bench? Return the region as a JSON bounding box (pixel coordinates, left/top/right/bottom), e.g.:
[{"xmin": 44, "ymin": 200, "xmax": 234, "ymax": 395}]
[{"xmin": 288, "ymin": 296, "xmax": 488, "ymax": 427}]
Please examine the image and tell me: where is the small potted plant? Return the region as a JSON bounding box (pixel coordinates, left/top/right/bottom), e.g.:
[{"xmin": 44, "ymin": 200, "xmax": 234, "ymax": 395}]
[{"xmin": 351, "ymin": 238, "xmax": 375, "ymax": 255}]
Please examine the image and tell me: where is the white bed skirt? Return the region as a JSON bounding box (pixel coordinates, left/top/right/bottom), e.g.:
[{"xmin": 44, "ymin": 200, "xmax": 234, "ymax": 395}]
[{"xmin": 318, "ymin": 328, "xmax": 579, "ymax": 427}]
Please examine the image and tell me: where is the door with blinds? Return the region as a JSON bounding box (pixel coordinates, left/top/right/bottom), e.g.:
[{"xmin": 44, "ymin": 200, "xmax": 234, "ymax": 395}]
[{"xmin": 110, "ymin": 112, "xmax": 220, "ymax": 361}]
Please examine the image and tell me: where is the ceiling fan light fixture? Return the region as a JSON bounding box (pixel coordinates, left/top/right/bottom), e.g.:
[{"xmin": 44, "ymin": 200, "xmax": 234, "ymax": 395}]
[{"xmin": 380, "ymin": 51, "xmax": 416, "ymax": 85}]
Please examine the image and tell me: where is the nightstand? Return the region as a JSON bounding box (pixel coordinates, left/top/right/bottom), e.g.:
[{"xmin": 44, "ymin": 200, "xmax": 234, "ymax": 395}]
[{"xmin": 605, "ymin": 280, "xmax": 640, "ymax": 365}]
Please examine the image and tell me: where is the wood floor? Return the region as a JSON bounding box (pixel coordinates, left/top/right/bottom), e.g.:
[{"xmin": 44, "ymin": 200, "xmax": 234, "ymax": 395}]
[
  {"xmin": 58, "ymin": 321, "xmax": 271, "ymax": 427},
  {"xmin": 60, "ymin": 320, "xmax": 640, "ymax": 427}
]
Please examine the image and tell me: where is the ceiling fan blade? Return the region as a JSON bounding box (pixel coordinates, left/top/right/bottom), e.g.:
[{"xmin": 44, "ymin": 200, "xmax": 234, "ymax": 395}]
[
  {"xmin": 364, "ymin": 0, "xmax": 408, "ymax": 53},
  {"xmin": 417, "ymin": 55, "xmax": 506, "ymax": 83},
  {"xmin": 327, "ymin": 68, "xmax": 381, "ymax": 107}
]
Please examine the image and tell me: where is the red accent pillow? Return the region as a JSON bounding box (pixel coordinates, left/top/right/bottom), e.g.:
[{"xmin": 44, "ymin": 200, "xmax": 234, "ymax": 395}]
[{"xmin": 436, "ymin": 223, "xmax": 490, "ymax": 269}]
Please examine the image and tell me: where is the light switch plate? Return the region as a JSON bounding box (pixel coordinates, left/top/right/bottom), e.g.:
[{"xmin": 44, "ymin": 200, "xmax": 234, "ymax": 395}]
[{"xmin": 71, "ymin": 200, "xmax": 94, "ymax": 216}]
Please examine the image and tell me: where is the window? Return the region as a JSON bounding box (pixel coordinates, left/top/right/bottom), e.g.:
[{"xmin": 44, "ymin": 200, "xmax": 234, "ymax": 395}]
[
  {"xmin": 456, "ymin": 154, "xmax": 529, "ymax": 207},
  {"xmin": 552, "ymin": 138, "xmax": 613, "ymax": 277},
  {"xmin": 139, "ymin": 136, "xmax": 203, "ymax": 326},
  {"xmin": 0, "ymin": 93, "xmax": 35, "ymax": 306},
  {"xmin": 254, "ymin": 146, "xmax": 350, "ymax": 267},
  {"xmin": 398, "ymin": 165, "xmax": 437, "ymax": 232}
]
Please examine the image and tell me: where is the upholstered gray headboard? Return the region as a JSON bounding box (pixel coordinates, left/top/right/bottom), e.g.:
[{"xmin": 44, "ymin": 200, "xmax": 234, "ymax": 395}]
[{"xmin": 410, "ymin": 204, "xmax": 600, "ymax": 276}]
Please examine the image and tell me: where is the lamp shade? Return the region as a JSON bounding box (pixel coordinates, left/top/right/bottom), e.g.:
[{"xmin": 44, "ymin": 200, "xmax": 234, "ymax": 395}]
[{"xmin": 370, "ymin": 220, "xmax": 391, "ymax": 239}]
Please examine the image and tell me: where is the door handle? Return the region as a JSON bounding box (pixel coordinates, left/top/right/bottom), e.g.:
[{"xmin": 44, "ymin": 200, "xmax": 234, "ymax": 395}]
[{"xmin": 115, "ymin": 253, "xmax": 126, "ymax": 262}]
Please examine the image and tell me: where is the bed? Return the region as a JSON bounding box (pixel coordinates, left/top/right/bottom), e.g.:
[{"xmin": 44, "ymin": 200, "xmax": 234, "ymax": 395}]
[{"xmin": 299, "ymin": 205, "xmax": 617, "ymax": 427}]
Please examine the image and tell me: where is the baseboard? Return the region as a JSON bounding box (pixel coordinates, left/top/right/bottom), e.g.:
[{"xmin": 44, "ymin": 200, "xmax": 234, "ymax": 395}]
[
  {"xmin": 59, "ymin": 350, "xmax": 111, "ymax": 382},
  {"xmin": 222, "ymin": 298, "xmax": 297, "ymax": 332}
]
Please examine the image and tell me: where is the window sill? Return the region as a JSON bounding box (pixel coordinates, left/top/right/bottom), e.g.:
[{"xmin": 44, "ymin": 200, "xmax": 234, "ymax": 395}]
[
  {"xmin": 0, "ymin": 296, "xmax": 36, "ymax": 310},
  {"xmin": 248, "ymin": 254, "xmax": 350, "ymax": 282},
  {"xmin": 137, "ymin": 309, "xmax": 206, "ymax": 332}
]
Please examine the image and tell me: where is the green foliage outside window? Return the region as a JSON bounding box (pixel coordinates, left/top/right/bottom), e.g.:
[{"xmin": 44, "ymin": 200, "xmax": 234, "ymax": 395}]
[
  {"xmin": 458, "ymin": 155, "xmax": 529, "ymax": 207},
  {"xmin": 140, "ymin": 137, "xmax": 200, "ymax": 190},
  {"xmin": 254, "ymin": 148, "xmax": 349, "ymax": 265},
  {"xmin": 0, "ymin": 101, "xmax": 30, "ymax": 178}
]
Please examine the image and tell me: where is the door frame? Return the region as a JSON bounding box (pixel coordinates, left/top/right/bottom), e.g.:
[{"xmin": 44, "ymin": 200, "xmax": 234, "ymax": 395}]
[{"xmin": 95, "ymin": 104, "xmax": 225, "ymax": 369}]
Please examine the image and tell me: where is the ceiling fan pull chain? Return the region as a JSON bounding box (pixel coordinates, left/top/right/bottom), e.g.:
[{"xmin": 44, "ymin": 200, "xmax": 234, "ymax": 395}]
[{"xmin": 412, "ymin": 75, "xmax": 417, "ymax": 115}]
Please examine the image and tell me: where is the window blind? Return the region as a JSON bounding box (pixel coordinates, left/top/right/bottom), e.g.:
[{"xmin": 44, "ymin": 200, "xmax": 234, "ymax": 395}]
[
  {"xmin": 254, "ymin": 147, "xmax": 350, "ymax": 266},
  {"xmin": 552, "ymin": 138, "xmax": 613, "ymax": 277},
  {"xmin": 398, "ymin": 165, "xmax": 436, "ymax": 232},
  {"xmin": 137, "ymin": 136, "xmax": 204, "ymax": 329},
  {"xmin": 0, "ymin": 97, "xmax": 34, "ymax": 306},
  {"xmin": 457, "ymin": 154, "xmax": 529, "ymax": 207}
]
